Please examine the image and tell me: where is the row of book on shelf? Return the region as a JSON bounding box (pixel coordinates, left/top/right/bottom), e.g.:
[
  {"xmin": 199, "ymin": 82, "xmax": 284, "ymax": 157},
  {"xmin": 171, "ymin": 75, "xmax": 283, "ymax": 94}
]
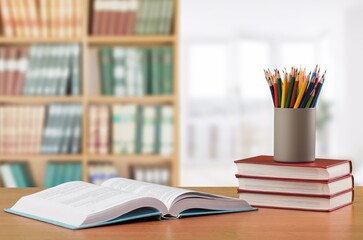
[
  {"xmin": 0, "ymin": 0, "xmax": 83, "ymax": 38},
  {"xmin": 0, "ymin": 103, "xmax": 173, "ymax": 155},
  {"xmin": 0, "ymin": 103, "xmax": 82, "ymax": 154},
  {"xmin": 0, "ymin": 44, "xmax": 81, "ymax": 96},
  {"xmin": 90, "ymin": 46, "xmax": 173, "ymax": 96},
  {"xmin": 0, "ymin": 45, "xmax": 173, "ymax": 97},
  {"xmin": 234, "ymin": 155, "xmax": 354, "ymax": 212},
  {"xmin": 91, "ymin": 0, "xmax": 175, "ymax": 36},
  {"xmin": 89, "ymin": 104, "xmax": 173, "ymax": 155},
  {"xmin": 0, "ymin": 0, "xmax": 175, "ymax": 38},
  {"xmin": 0, "ymin": 161, "xmax": 171, "ymax": 187}
]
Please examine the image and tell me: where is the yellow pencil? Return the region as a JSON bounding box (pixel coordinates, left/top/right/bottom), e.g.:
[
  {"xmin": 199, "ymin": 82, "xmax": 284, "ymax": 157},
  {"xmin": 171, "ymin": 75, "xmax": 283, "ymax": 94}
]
[
  {"xmin": 293, "ymin": 78, "xmax": 308, "ymax": 108},
  {"xmin": 281, "ymin": 74, "xmax": 287, "ymax": 108}
]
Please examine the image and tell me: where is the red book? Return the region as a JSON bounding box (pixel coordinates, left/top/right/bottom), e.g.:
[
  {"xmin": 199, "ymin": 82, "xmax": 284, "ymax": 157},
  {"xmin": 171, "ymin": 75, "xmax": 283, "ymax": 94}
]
[
  {"xmin": 13, "ymin": 48, "xmax": 28, "ymax": 95},
  {"xmin": 237, "ymin": 188, "xmax": 353, "ymax": 212},
  {"xmin": 125, "ymin": 0, "xmax": 138, "ymax": 35},
  {"xmin": 0, "ymin": 48, "xmax": 5, "ymax": 95},
  {"xmin": 92, "ymin": 0, "xmax": 101, "ymax": 35},
  {"xmin": 0, "ymin": 0, "xmax": 14, "ymax": 37},
  {"xmin": 236, "ymin": 174, "xmax": 354, "ymax": 196},
  {"xmin": 5, "ymin": 47, "xmax": 18, "ymax": 95},
  {"xmin": 234, "ymin": 155, "xmax": 352, "ymax": 181}
]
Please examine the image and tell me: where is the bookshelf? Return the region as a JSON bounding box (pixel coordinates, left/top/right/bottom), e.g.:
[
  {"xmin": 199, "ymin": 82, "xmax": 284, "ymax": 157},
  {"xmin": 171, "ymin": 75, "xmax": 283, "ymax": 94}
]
[{"xmin": 0, "ymin": 0, "xmax": 180, "ymax": 187}]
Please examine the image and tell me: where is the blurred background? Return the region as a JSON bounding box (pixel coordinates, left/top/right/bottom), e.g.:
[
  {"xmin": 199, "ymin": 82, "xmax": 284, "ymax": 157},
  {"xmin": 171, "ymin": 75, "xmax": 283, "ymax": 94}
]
[{"xmin": 179, "ymin": 0, "xmax": 363, "ymax": 186}]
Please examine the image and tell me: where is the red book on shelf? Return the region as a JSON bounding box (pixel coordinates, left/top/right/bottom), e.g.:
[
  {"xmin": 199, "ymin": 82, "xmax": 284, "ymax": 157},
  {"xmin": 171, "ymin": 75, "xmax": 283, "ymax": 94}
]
[
  {"xmin": 5, "ymin": 47, "xmax": 18, "ymax": 95},
  {"xmin": 91, "ymin": 0, "xmax": 101, "ymax": 35},
  {"xmin": 0, "ymin": 0, "xmax": 14, "ymax": 37},
  {"xmin": 237, "ymin": 188, "xmax": 354, "ymax": 212},
  {"xmin": 115, "ymin": 0, "xmax": 127, "ymax": 35},
  {"xmin": 0, "ymin": 48, "xmax": 5, "ymax": 95},
  {"xmin": 125, "ymin": 0, "xmax": 138, "ymax": 35},
  {"xmin": 13, "ymin": 48, "xmax": 28, "ymax": 95},
  {"xmin": 234, "ymin": 155, "xmax": 352, "ymax": 181}
]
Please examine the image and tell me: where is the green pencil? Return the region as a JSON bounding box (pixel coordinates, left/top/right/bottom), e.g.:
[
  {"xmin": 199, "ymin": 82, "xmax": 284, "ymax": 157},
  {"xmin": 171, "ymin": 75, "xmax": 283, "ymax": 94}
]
[
  {"xmin": 305, "ymin": 89, "xmax": 315, "ymax": 108},
  {"xmin": 277, "ymin": 70, "xmax": 282, "ymax": 107},
  {"xmin": 285, "ymin": 74, "xmax": 295, "ymax": 108}
]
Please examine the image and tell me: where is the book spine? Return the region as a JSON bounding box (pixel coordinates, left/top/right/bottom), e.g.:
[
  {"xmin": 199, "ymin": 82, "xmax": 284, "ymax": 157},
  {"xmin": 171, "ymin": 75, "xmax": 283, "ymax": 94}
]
[
  {"xmin": 98, "ymin": 105, "xmax": 110, "ymax": 154},
  {"xmin": 161, "ymin": 47, "xmax": 173, "ymax": 95},
  {"xmin": 71, "ymin": 44, "xmax": 81, "ymax": 95},
  {"xmin": 126, "ymin": 104, "xmax": 137, "ymax": 153},
  {"xmin": 126, "ymin": 0, "xmax": 139, "ymax": 35},
  {"xmin": 70, "ymin": 104, "xmax": 82, "ymax": 154},
  {"xmin": 112, "ymin": 105, "xmax": 121, "ymax": 154},
  {"xmin": 39, "ymin": 0, "xmax": 48, "ymax": 37},
  {"xmin": 0, "ymin": 163, "xmax": 17, "ymax": 187},
  {"xmin": 160, "ymin": 105, "xmax": 173, "ymax": 155},
  {"xmin": 27, "ymin": 0, "xmax": 39, "ymax": 37},
  {"xmin": 5, "ymin": 47, "xmax": 18, "ymax": 96},
  {"xmin": 164, "ymin": 0, "xmax": 174, "ymax": 34},
  {"xmin": 0, "ymin": 0, "xmax": 14, "ymax": 37},
  {"xmin": 141, "ymin": 105, "xmax": 156, "ymax": 154},
  {"xmin": 125, "ymin": 48, "xmax": 136, "ymax": 96},
  {"xmin": 13, "ymin": 48, "xmax": 28, "ymax": 95},
  {"xmin": 0, "ymin": 48, "xmax": 5, "ymax": 95},
  {"xmin": 113, "ymin": 47, "xmax": 126, "ymax": 96},
  {"xmin": 151, "ymin": 47, "xmax": 161, "ymax": 95},
  {"xmin": 88, "ymin": 105, "xmax": 97, "ymax": 154},
  {"xmin": 99, "ymin": 47, "xmax": 114, "ymax": 95}
]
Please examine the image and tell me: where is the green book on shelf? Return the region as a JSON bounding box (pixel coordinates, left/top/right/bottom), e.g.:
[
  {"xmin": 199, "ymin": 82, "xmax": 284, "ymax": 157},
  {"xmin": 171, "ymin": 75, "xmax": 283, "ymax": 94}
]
[
  {"xmin": 21, "ymin": 163, "xmax": 34, "ymax": 187},
  {"xmin": 99, "ymin": 47, "xmax": 114, "ymax": 95},
  {"xmin": 154, "ymin": 106, "xmax": 162, "ymax": 154},
  {"xmin": 135, "ymin": 0, "xmax": 148, "ymax": 34},
  {"xmin": 74, "ymin": 163, "xmax": 82, "ymax": 181},
  {"xmin": 43, "ymin": 162, "xmax": 56, "ymax": 187},
  {"xmin": 151, "ymin": 48, "xmax": 161, "ymax": 95},
  {"xmin": 164, "ymin": 0, "xmax": 174, "ymax": 34},
  {"xmin": 161, "ymin": 47, "xmax": 173, "ymax": 95},
  {"xmin": 141, "ymin": 48, "xmax": 152, "ymax": 95},
  {"xmin": 113, "ymin": 47, "xmax": 127, "ymax": 96},
  {"xmin": 54, "ymin": 163, "xmax": 66, "ymax": 186},
  {"xmin": 10, "ymin": 163, "xmax": 26, "ymax": 188},
  {"xmin": 70, "ymin": 104, "xmax": 82, "ymax": 154},
  {"xmin": 70, "ymin": 44, "xmax": 81, "ymax": 96},
  {"xmin": 135, "ymin": 106, "xmax": 144, "ymax": 154}
]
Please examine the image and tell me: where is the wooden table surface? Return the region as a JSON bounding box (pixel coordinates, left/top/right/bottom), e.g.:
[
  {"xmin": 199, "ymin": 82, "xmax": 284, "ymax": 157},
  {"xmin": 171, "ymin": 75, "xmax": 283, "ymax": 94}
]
[{"xmin": 0, "ymin": 187, "xmax": 362, "ymax": 240}]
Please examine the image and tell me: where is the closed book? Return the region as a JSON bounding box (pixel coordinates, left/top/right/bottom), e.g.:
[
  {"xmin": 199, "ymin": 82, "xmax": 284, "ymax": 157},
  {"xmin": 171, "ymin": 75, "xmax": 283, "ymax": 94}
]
[
  {"xmin": 39, "ymin": 0, "xmax": 48, "ymax": 37},
  {"xmin": 236, "ymin": 174, "xmax": 354, "ymax": 196},
  {"xmin": 125, "ymin": 0, "xmax": 138, "ymax": 35},
  {"xmin": 98, "ymin": 105, "xmax": 110, "ymax": 154},
  {"xmin": 163, "ymin": 0, "xmax": 174, "ymax": 34},
  {"xmin": 150, "ymin": 47, "xmax": 161, "ymax": 94},
  {"xmin": 27, "ymin": 0, "xmax": 39, "ymax": 37},
  {"xmin": 0, "ymin": 163, "xmax": 17, "ymax": 187},
  {"xmin": 88, "ymin": 105, "xmax": 98, "ymax": 154},
  {"xmin": 135, "ymin": 0, "xmax": 147, "ymax": 34},
  {"xmin": 87, "ymin": 48, "xmax": 101, "ymax": 96},
  {"xmin": 141, "ymin": 106, "xmax": 157, "ymax": 154},
  {"xmin": 0, "ymin": 48, "xmax": 5, "ymax": 95},
  {"xmin": 160, "ymin": 47, "xmax": 173, "ymax": 95},
  {"xmin": 234, "ymin": 155, "xmax": 352, "ymax": 181},
  {"xmin": 159, "ymin": 105, "xmax": 173, "ymax": 155},
  {"xmin": 70, "ymin": 104, "xmax": 82, "ymax": 154},
  {"xmin": 70, "ymin": 44, "xmax": 81, "ymax": 95},
  {"xmin": 99, "ymin": 47, "xmax": 114, "ymax": 95},
  {"xmin": 113, "ymin": 47, "xmax": 127, "ymax": 96},
  {"xmin": 0, "ymin": 0, "xmax": 14, "ymax": 37},
  {"xmin": 13, "ymin": 48, "xmax": 28, "ymax": 95},
  {"xmin": 238, "ymin": 188, "xmax": 353, "ymax": 212},
  {"xmin": 92, "ymin": 0, "xmax": 102, "ymax": 35}
]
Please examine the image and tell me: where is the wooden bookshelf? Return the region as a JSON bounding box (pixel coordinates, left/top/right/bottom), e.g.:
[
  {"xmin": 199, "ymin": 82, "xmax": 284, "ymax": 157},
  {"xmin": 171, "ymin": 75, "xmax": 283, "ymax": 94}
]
[{"xmin": 0, "ymin": 0, "xmax": 180, "ymax": 187}]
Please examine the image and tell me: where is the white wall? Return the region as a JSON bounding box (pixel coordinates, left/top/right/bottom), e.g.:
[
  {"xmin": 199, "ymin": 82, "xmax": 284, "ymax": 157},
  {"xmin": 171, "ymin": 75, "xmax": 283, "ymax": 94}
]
[{"xmin": 180, "ymin": 0, "xmax": 363, "ymax": 185}]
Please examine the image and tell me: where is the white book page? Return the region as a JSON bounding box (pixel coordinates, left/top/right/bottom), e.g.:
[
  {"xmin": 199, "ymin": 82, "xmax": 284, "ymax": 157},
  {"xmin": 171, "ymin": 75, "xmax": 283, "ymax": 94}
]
[
  {"xmin": 10, "ymin": 181, "xmax": 147, "ymax": 227},
  {"xmin": 102, "ymin": 178, "xmax": 192, "ymax": 210}
]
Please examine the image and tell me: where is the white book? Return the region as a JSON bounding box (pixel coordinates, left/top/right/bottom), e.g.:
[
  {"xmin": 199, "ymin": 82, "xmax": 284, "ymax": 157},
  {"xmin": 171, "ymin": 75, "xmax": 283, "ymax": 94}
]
[
  {"xmin": 160, "ymin": 105, "xmax": 173, "ymax": 155},
  {"xmin": 141, "ymin": 106, "xmax": 157, "ymax": 154},
  {"xmin": 0, "ymin": 163, "xmax": 17, "ymax": 187},
  {"xmin": 126, "ymin": 49, "xmax": 137, "ymax": 96},
  {"xmin": 124, "ymin": 105, "xmax": 137, "ymax": 153}
]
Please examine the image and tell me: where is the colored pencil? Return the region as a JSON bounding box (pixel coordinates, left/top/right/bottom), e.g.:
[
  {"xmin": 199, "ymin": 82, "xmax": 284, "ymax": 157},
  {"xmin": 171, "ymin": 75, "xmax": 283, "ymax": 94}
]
[
  {"xmin": 289, "ymin": 72, "xmax": 299, "ymax": 108},
  {"xmin": 281, "ymin": 71, "xmax": 287, "ymax": 108},
  {"xmin": 285, "ymin": 68, "xmax": 295, "ymax": 108},
  {"xmin": 305, "ymin": 89, "xmax": 316, "ymax": 108},
  {"xmin": 293, "ymin": 77, "xmax": 308, "ymax": 109},
  {"xmin": 264, "ymin": 69, "xmax": 275, "ymax": 105},
  {"xmin": 276, "ymin": 70, "xmax": 282, "ymax": 107}
]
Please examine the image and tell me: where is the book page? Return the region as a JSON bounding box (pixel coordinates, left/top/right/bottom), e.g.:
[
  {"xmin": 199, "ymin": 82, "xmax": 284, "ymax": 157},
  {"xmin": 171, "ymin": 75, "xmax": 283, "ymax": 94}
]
[
  {"xmin": 10, "ymin": 181, "xmax": 150, "ymax": 227},
  {"xmin": 102, "ymin": 178, "xmax": 192, "ymax": 209}
]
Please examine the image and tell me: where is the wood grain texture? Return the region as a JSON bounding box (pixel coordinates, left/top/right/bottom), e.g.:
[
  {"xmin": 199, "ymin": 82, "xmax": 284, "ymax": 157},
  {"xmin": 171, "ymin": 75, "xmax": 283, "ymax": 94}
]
[{"xmin": 0, "ymin": 187, "xmax": 362, "ymax": 240}]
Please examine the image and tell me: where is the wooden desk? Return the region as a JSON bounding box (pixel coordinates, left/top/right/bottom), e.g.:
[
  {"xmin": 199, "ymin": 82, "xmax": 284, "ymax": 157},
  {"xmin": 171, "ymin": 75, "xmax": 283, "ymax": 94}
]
[{"xmin": 1, "ymin": 187, "xmax": 362, "ymax": 240}]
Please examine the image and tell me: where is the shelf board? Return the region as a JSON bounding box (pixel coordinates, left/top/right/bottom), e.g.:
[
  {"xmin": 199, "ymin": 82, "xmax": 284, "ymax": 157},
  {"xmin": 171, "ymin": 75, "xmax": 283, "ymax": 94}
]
[
  {"xmin": 0, "ymin": 38, "xmax": 83, "ymax": 44},
  {"xmin": 0, "ymin": 155, "xmax": 83, "ymax": 161},
  {"xmin": 87, "ymin": 35, "xmax": 176, "ymax": 45},
  {"xmin": 87, "ymin": 96, "xmax": 174, "ymax": 104},
  {"xmin": 87, "ymin": 154, "xmax": 173, "ymax": 163},
  {"xmin": 0, "ymin": 96, "xmax": 84, "ymax": 104}
]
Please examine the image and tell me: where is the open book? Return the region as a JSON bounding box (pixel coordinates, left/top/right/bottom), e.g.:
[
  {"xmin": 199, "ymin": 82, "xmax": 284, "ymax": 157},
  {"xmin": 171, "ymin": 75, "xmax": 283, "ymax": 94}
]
[{"xmin": 5, "ymin": 178, "xmax": 256, "ymax": 229}]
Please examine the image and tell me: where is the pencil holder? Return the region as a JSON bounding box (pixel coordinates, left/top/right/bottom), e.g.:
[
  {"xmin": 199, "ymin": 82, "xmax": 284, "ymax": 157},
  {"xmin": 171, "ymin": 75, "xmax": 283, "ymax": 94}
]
[{"xmin": 274, "ymin": 108, "xmax": 315, "ymax": 163}]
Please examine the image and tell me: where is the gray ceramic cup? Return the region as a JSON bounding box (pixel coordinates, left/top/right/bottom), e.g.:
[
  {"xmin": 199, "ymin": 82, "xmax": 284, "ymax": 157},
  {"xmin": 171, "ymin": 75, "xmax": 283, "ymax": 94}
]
[{"xmin": 274, "ymin": 108, "xmax": 316, "ymax": 163}]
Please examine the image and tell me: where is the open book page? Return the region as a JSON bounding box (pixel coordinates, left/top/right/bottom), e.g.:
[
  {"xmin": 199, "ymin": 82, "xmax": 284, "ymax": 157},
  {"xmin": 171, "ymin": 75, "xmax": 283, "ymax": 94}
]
[
  {"xmin": 9, "ymin": 181, "xmax": 166, "ymax": 227},
  {"xmin": 102, "ymin": 178, "xmax": 192, "ymax": 210},
  {"xmin": 102, "ymin": 178, "xmax": 255, "ymax": 216}
]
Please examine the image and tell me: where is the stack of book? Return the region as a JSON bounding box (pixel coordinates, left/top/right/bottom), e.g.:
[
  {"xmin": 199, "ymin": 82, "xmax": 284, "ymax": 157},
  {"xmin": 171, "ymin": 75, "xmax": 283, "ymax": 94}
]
[
  {"xmin": 0, "ymin": 44, "xmax": 81, "ymax": 96},
  {"xmin": 88, "ymin": 161, "xmax": 119, "ymax": 185},
  {"xmin": 0, "ymin": 105, "xmax": 45, "ymax": 154},
  {"xmin": 94, "ymin": 46, "xmax": 172, "ymax": 96},
  {"xmin": 41, "ymin": 103, "xmax": 82, "ymax": 154},
  {"xmin": 0, "ymin": 0, "xmax": 83, "ymax": 38},
  {"xmin": 88, "ymin": 104, "xmax": 173, "ymax": 155},
  {"xmin": 43, "ymin": 161, "xmax": 82, "ymax": 187},
  {"xmin": 91, "ymin": 0, "xmax": 174, "ymax": 35},
  {"xmin": 0, "ymin": 162, "xmax": 34, "ymax": 187},
  {"xmin": 234, "ymin": 156, "xmax": 354, "ymax": 211},
  {"xmin": 130, "ymin": 163, "xmax": 170, "ymax": 185}
]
